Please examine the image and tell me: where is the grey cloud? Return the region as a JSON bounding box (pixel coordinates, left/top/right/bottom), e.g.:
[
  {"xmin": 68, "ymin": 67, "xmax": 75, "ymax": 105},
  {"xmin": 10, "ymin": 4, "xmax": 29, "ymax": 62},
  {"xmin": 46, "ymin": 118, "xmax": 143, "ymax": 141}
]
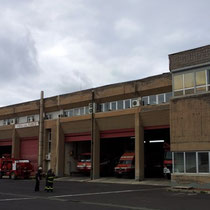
[
  {"xmin": 0, "ymin": 28, "xmax": 39, "ymax": 84},
  {"xmin": 1, "ymin": 0, "xmax": 210, "ymax": 107}
]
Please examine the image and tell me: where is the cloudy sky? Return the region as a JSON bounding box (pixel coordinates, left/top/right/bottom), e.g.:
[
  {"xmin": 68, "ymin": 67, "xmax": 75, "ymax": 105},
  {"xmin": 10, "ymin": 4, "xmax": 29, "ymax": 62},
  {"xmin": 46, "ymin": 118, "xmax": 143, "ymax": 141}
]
[{"xmin": 0, "ymin": 0, "xmax": 210, "ymax": 107}]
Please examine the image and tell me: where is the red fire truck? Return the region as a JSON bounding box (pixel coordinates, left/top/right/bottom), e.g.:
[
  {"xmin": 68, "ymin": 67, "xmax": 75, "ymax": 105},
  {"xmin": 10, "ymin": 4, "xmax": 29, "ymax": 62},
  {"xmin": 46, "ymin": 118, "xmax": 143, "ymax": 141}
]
[
  {"xmin": 114, "ymin": 152, "xmax": 135, "ymax": 178},
  {"xmin": 76, "ymin": 153, "xmax": 111, "ymax": 175},
  {"xmin": 0, "ymin": 154, "xmax": 33, "ymax": 179},
  {"xmin": 77, "ymin": 153, "xmax": 91, "ymax": 173}
]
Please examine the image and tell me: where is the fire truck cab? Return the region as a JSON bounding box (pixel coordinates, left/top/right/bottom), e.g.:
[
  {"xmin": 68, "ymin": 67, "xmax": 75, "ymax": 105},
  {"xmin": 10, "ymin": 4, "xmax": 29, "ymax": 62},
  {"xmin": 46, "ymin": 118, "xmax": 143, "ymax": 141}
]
[
  {"xmin": 0, "ymin": 155, "xmax": 33, "ymax": 179},
  {"xmin": 76, "ymin": 153, "xmax": 111, "ymax": 176},
  {"xmin": 114, "ymin": 152, "xmax": 135, "ymax": 178},
  {"xmin": 76, "ymin": 153, "xmax": 91, "ymax": 173}
]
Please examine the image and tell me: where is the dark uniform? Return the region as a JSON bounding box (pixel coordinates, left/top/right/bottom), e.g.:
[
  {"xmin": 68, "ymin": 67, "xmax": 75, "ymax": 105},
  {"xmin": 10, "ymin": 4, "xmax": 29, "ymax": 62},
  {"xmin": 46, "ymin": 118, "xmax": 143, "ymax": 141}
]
[
  {"xmin": 34, "ymin": 167, "xmax": 42, "ymax": 192},
  {"xmin": 45, "ymin": 169, "xmax": 55, "ymax": 192}
]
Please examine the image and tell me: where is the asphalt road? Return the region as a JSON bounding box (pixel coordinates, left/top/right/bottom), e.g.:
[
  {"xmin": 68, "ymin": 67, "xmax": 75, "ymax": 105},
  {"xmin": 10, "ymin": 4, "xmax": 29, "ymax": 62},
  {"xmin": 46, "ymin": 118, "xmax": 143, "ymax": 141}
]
[{"xmin": 0, "ymin": 178, "xmax": 210, "ymax": 210}]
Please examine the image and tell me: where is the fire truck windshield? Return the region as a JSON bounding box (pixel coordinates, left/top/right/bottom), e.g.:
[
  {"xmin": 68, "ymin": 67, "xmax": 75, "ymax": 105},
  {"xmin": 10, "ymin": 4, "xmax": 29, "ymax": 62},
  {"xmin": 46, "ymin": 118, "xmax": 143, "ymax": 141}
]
[
  {"xmin": 79, "ymin": 155, "xmax": 91, "ymax": 162},
  {"xmin": 119, "ymin": 160, "xmax": 132, "ymax": 164}
]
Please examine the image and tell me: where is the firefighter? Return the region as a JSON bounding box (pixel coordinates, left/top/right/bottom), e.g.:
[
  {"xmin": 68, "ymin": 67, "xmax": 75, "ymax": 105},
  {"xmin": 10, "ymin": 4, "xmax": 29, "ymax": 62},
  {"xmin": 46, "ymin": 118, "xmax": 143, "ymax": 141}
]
[
  {"xmin": 45, "ymin": 169, "xmax": 55, "ymax": 192},
  {"xmin": 34, "ymin": 167, "xmax": 42, "ymax": 192}
]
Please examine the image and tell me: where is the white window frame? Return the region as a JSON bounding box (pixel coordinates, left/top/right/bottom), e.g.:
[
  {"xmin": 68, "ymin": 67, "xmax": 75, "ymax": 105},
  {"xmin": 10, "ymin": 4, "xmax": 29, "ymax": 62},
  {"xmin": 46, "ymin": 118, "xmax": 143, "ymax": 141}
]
[
  {"xmin": 111, "ymin": 101, "xmax": 117, "ymax": 111},
  {"xmin": 117, "ymin": 100, "xmax": 124, "ymax": 110},
  {"xmin": 196, "ymin": 152, "xmax": 198, "ymax": 173},
  {"xmin": 100, "ymin": 103, "xmax": 104, "ymax": 112},
  {"xmin": 195, "ymin": 70, "xmax": 207, "ymax": 93},
  {"xmin": 104, "ymin": 102, "xmax": 111, "ymax": 112},
  {"xmin": 149, "ymin": 95, "xmax": 157, "ymax": 105},
  {"xmin": 85, "ymin": 106, "xmax": 89, "ymax": 115},
  {"xmin": 172, "ymin": 151, "xmax": 210, "ymax": 174},
  {"xmin": 173, "ymin": 69, "xmax": 210, "ymax": 97},
  {"xmin": 124, "ymin": 99, "xmax": 131, "ymax": 109},
  {"xmin": 157, "ymin": 94, "xmax": 165, "ymax": 104},
  {"xmin": 197, "ymin": 152, "xmax": 210, "ymax": 174},
  {"xmin": 79, "ymin": 107, "xmax": 85, "ymax": 115},
  {"xmin": 183, "ymin": 152, "xmax": 186, "ymax": 173}
]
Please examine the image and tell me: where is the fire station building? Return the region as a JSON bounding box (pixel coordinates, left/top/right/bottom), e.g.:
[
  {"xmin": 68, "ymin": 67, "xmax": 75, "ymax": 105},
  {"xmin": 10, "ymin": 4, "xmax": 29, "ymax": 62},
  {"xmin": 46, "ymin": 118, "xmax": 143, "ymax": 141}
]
[{"xmin": 0, "ymin": 45, "xmax": 210, "ymax": 186}]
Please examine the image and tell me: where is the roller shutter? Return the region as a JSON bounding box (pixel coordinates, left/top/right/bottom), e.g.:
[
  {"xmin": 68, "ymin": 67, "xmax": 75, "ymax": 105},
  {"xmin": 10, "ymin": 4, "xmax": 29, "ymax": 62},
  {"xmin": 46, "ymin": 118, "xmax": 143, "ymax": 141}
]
[{"xmin": 20, "ymin": 137, "xmax": 38, "ymax": 171}]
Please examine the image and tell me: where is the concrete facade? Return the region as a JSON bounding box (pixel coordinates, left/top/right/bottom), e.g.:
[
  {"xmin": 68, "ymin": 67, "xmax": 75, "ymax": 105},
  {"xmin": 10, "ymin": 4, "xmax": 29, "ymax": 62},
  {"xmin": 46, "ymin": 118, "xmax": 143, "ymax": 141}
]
[
  {"xmin": 169, "ymin": 45, "xmax": 210, "ymax": 186},
  {"xmin": 0, "ymin": 45, "xmax": 210, "ymax": 186}
]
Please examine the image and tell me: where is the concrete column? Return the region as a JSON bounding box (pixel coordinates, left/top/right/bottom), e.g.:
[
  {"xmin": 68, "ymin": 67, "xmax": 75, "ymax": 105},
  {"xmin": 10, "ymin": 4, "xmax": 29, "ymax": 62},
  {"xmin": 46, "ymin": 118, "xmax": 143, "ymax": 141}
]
[
  {"xmin": 92, "ymin": 121, "xmax": 100, "ymax": 179},
  {"xmin": 55, "ymin": 119, "xmax": 65, "ymax": 177},
  {"xmin": 38, "ymin": 91, "xmax": 44, "ymax": 167},
  {"xmin": 12, "ymin": 128, "xmax": 20, "ymax": 158},
  {"xmin": 135, "ymin": 111, "xmax": 144, "ymax": 181}
]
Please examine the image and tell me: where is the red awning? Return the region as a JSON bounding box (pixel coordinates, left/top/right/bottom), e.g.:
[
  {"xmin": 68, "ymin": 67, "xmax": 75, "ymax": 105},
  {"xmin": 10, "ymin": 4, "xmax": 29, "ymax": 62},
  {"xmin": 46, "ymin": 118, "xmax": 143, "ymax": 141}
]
[
  {"xmin": 65, "ymin": 132, "xmax": 91, "ymax": 142},
  {"xmin": 100, "ymin": 128, "xmax": 135, "ymax": 139},
  {"xmin": 0, "ymin": 139, "xmax": 12, "ymax": 146},
  {"xmin": 144, "ymin": 125, "xmax": 169, "ymax": 130}
]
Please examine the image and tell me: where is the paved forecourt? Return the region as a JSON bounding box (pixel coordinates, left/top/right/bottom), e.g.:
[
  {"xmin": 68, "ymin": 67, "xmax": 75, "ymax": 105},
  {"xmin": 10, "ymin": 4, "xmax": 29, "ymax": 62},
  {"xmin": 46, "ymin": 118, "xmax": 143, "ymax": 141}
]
[{"xmin": 0, "ymin": 178, "xmax": 210, "ymax": 210}]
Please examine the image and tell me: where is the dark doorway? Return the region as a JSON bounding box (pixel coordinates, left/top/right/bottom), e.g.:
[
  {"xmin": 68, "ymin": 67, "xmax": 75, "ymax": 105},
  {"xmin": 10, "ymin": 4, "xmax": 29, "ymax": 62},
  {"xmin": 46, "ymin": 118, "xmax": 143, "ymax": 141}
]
[
  {"xmin": 144, "ymin": 128, "xmax": 170, "ymax": 178},
  {"xmin": 100, "ymin": 136, "xmax": 135, "ymax": 177},
  {"xmin": 0, "ymin": 146, "xmax": 12, "ymax": 158}
]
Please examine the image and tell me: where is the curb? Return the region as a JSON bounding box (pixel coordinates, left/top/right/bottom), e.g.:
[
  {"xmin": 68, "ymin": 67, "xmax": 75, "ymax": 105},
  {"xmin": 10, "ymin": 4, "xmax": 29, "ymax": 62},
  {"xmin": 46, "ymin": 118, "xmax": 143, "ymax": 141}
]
[{"xmin": 168, "ymin": 187, "xmax": 210, "ymax": 194}]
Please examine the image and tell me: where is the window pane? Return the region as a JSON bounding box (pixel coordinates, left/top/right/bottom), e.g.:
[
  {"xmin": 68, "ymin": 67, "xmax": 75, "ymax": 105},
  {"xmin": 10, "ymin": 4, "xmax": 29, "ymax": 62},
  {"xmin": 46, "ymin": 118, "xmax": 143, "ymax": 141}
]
[
  {"xmin": 184, "ymin": 72, "xmax": 194, "ymax": 88},
  {"xmin": 186, "ymin": 152, "xmax": 196, "ymax": 173},
  {"xmin": 124, "ymin": 99, "xmax": 131, "ymax": 109},
  {"xmin": 142, "ymin": 96, "xmax": 148, "ymax": 106},
  {"xmin": 185, "ymin": 89, "xmax": 194, "ymax": 95},
  {"xmin": 174, "ymin": 152, "xmax": 184, "ymax": 173},
  {"xmin": 198, "ymin": 153, "xmax": 209, "ymax": 173},
  {"xmin": 104, "ymin": 102, "xmax": 110, "ymax": 112},
  {"xmin": 97, "ymin": 104, "xmax": 103, "ymax": 112},
  {"xmin": 74, "ymin": 108, "xmax": 79, "ymax": 116},
  {"xmin": 207, "ymin": 70, "xmax": 210, "ymax": 84},
  {"xmin": 117, "ymin": 100, "xmax": 123, "ymax": 110},
  {"xmin": 174, "ymin": 90, "xmax": 184, "ymax": 96},
  {"xmin": 80, "ymin": 107, "xmax": 84, "ymax": 115},
  {"xmin": 196, "ymin": 70, "xmax": 206, "ymax": 86},
  {"xmin": 85, "ymin": 106, "xmax": 89, "ymax": 114},
  {"xmin": 165, "ymin": 92, "xmax": 172, "ymax": 102},
  {"xmin": 63, "ymin": 111, "xmax": 68, "ymax": 117},
  {"xmin": 158, "ymin": 94, "xmax": 164, "ymax": 104},
  {"xmin": 196, "ymin": 86, "xmax": 206, "ymax": 93},
  {"xmin": 149, "ymin": 95, "xmax": 156, "ymax": 105},
  {"xmin": 69, "ymin": 109, "xmax": 74, "ymax": 117},
  {"xmin": 111, "ymin": 102, "xmax": 116, "ymax": 110},
  {"xmin": 174, "ymin": 74, "xmax": 183, "ymax": 90}
]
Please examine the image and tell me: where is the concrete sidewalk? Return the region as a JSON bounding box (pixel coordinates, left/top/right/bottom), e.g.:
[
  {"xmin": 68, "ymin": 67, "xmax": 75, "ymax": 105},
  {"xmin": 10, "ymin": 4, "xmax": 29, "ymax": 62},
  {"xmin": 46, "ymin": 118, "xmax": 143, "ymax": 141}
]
[{"xmin": 55, "ymin": 176, "xmax": 171, "ymax": 186}]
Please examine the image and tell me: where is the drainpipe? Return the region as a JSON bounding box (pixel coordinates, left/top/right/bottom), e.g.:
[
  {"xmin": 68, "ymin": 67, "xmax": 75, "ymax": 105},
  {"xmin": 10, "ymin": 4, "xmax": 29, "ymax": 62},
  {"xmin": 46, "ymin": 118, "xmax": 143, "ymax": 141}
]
[
  {"xmin": 38, "ymin": 91, "xmax": 44, "ymax": 167},
  {"xmin": 90, "ymin": 90, "xmax": 95, "ymax": 180}
]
